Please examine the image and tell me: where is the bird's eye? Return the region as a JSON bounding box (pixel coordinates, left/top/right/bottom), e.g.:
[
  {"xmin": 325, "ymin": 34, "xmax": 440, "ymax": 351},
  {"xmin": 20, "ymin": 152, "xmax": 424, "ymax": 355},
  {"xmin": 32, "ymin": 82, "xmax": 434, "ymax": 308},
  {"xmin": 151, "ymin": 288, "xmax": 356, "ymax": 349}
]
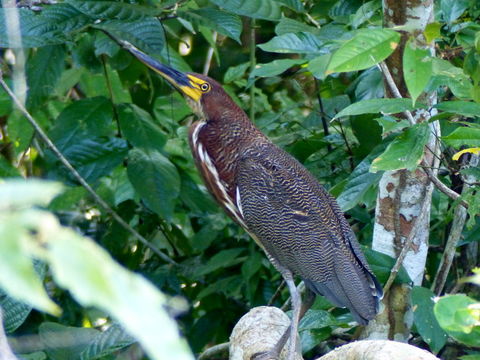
[{"xmin": 200, "ymin": 83, "xmax": 210, "ymax": 92}]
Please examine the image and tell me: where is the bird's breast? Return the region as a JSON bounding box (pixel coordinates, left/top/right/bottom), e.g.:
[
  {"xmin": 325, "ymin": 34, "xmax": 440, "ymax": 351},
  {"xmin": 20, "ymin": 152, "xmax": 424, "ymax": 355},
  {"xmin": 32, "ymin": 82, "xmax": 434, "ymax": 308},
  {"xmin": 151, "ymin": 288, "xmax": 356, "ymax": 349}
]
[{"xmin": 188, "ymin": 121, "xmax": 246, "ymax": 228}]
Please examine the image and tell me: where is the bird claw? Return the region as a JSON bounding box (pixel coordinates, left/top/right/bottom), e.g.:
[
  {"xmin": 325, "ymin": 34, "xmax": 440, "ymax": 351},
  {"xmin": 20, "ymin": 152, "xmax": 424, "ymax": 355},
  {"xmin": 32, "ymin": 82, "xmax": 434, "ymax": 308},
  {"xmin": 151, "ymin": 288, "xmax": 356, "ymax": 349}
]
[{"xmin": 250, "ymin": 351, "xmax": 279, "ymax": 360}]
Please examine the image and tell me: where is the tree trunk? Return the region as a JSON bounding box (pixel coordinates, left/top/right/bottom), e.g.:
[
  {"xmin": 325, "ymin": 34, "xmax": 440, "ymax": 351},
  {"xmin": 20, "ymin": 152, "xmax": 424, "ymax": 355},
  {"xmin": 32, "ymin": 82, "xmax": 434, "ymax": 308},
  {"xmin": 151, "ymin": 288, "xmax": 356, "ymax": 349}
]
[{"xmin": 364, "ymin": 0, "xmax": 438, "ymax": 340}]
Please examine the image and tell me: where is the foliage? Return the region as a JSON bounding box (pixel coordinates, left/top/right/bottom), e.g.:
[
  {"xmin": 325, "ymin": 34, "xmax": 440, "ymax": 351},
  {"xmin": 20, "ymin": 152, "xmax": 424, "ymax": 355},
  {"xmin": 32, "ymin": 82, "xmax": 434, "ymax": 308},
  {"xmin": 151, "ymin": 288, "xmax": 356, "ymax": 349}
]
[{"xmin": 0, "ymin": 0, "xmax": 479, "ymax": 359}]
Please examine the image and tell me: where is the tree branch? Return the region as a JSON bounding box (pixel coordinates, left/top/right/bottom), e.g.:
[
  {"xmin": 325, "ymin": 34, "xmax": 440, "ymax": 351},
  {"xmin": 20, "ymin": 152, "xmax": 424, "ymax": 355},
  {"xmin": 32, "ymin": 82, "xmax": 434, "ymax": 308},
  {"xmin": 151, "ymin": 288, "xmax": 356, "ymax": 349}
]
[
  {"xmin": 198, "ymin": 342, "xmax": 229, "ymax": 360},
  {"xmin": 0, "ymin": 71, "xmax": 176, "ymax": 265},
  {"xmin": 377, "ymin": 61, "xmax": 468, "ymax": 209}
]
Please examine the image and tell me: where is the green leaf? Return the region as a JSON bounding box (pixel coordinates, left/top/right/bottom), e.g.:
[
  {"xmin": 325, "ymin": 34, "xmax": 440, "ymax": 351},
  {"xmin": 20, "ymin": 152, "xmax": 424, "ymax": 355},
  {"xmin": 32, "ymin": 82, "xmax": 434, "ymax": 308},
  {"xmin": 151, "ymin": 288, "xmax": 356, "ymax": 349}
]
[
  {"xmin": 334, "ymin": 98, "xmax": 423, "ymax": 119},
  {"xmin": 0, "ymin": 179, "xmax": 63, "ymax": 209},
  {"xmin": 127, "ymin": 148, "xmax": 180, "ymax": 221},
  {"xmin": 80, "ymin": 323, "xmax": 135, "ymax": 360},
  {"xmin": 327, "ymin": 29, "xmax": 401, "ymax": 73},
  {"xmin": 351, "ymin": 0, "xmax": 381, "ymax": 29},
  {"xmin": 371, "ymin": 122, "xmax": 430, "ymax": 172},
  {"xmin": 403, "ymin": 39, "xmax": 433, "ymax": 105},
  {"xmin": 258, "ymin": 32, "xmax": 323, "ymax": 54},
  {"xmin": 0, "ymin": 215, "xmax": 60, "ymax": 315},
  {"xmin": 46, "ymin": 223, "xmax": 194, "ymax": 360},
  {"xmin": 94, "ymin": 18, "xmax": 165, "ymax": 55},
  {"xmin": 364, "ymin": 248, "xmax": 412, "ymax": 285},
  {"xmin": 224, "ymin": 62, "xmax": 250, "ymax": 83},
  {"xmin": 118, "ymin": 104, "xmax": 167, "ymax": 149},
  {"xmin": 434, "ymin": 294, "xmax": 480, "ymax": 347},
  {"xmin": 196, "ymin": 248, "xmax": 245, "ymax": 276},
  {"xmin": 26, "ymin": 45, "xmax": 66, "ymax": 109},
  {"xmin": 411, "ymin": 286, "xmax": 447, "ymax": 353},
  {"xmin": 209, "ymin": 0, "xmax": 281, "ymax": 20},
  {"xmin": 39, "ymin": 322, "xmax": 100, "ymax": 360},
  {"xmin": 68, "ymin": 1, "xmax": 154, "ymax": 21},
  {"xmin": 435, "ymin": 101, "xmax": 480, "ymax": 118},
  {"xmin": 442, "ymin": 128, "xmax": 480, "ymax": 147},
  {"xmin": 275, "ymin": 0, "xmax": 304, "ymax": 12},
  {"xmin": 0, "ymin": 290, "xmax": 32, "ymax": 333},
  {"xmin": 308, "ymin": 54, "xmax": 332, "ymax": 80},
  {"xmin": 250, "ymin": 58, "xmax": 305, "ymax": 78},
  {"xmin": 440, "ymin": 0, "xmax": 469, "ymax": 24},
  {"xmin": 0, "ymin": 158, "xmax": 20, "ymax": 178},
  {"xmin": 49, "ymin": 137, "xmax": 128, "ymax": 184},
  {"xmin": 430, "ymin": 58, "xmax": 473, "ymax": 99},
  {"xmin": 0, "ymin": 7, "xmax": 86, "ymax": 48},
  {"xmin": 337, "ymin": 144, "xmax": 384, "ymax": 211},
  {"xmin": 275, "ymin": 17, "xmax": 319, "ymax": 36},
  {"xmin": 178, "ymin": 8, "xmax": 242, "ymax": 43},
  {"xmin": 299, "ymin": 310, "xmax": 337, "ymax": 330},
  {"xmin": 374, "ymin": 116, "xmax": 410, "ymax": 135}
]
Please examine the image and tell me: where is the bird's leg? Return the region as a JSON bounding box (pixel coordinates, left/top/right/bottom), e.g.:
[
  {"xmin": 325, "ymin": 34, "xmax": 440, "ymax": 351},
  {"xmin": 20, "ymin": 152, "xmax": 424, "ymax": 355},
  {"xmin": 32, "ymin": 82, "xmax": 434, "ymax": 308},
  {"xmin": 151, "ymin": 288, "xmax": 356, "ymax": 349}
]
[
  {"xmin": 284, "ymin": 274, "xmax": 301, "ymax": 360},
  {"xmin": 251, "ymin": 284, "xmax": 316, "ymax": 360}
]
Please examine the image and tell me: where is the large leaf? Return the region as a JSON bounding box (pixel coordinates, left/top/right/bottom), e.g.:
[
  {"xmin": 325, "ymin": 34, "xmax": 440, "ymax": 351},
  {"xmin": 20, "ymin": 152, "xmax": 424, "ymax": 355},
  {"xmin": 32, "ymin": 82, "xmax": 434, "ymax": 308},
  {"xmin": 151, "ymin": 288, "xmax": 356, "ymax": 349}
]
[
  {"xmin": 80, "ymin": 323, "xmax": 135, "ymax": 360},
  {"xmin": 275, "ymin": 17, "xmax": 319, "ymax": 35},
  {"xmin": 435, "ymin": 101, "xmax": 480, "ymax": 118},
  {"xmin": 118, "ymin": 104, "xmax": 167, "ymax": 149},
  {"xmin": 275, "ymin": 0, "xmax": 304, "ymax": 12},
  {"xmin": 39, "ymin": 322, "xmax": 100, "ymax": 360},
  {"xmin": 434, "ymin": 294, "xmax": 480, "ymax": 347},
  {"xmin": 250, "ymin": 58, "xmax": 305, "ymax": 78},
  {"xmin": 334, "ymin": 98, "xmax": 423, "ymax": 119},
  {"xmin": 440, "ymin": 0, "xmax": 469, "ymax": 24},
  {"xmin": 411, "ymin": 286, "xmax": 447, "ymax": 353},
  {"xmin": 0, "ymin": 182, "xmax": 63, "ymax": 316},
  {"xmin": 127, "ymin": 148, "xmax": 180, "ymax": 221},
  {"xmin": 94, "ymin": 18, "xmax": 165, "ymax": 55},
  {"xmin": 209, "ymin": 0, "xmax": 281, "ymax": 20},
  {"xmin": 50, "ymin": 97, "xmax": 114, "ymax": 141},
  {"xmin": 68, "ymin": 1, "xmax": 154, "ymax": 21},
  {"xmin": 258, "ymin": 32, "xmax": 323, "ymax": 53},
  {"xmin": 26, "ymin": 45, "xmax": 66, "ymax": 109},
  {"xmin": 44, "ymin": 213, "xmax": 193, "ymax": 360},
  {"xmin": 364, "ymin": 248, "xmax": 412, "ymax": 285},
  {"xmin": 178, "ymin": 8, "xmax": 242, "ymax": 43},
  {"xmin": 0, "ymin": 6, "xmax": 88, "ymax": 47},
  {"xmin": 337, "ymin": 144, "xmax": 385, "ymax": 211},
  {"xmin": 370, "ymin": 122, "xmax": 430, "ymax": 172},
  {"xmin": 403, "ymin": 38, "xmax": 433, "ymax": 105},
  {"xmin": 442, "ymin": 127, "xmax": 480, "ymax": 147},
  {"xmin": 56, "ymin": 137, "xmax": 128, "ymax": 183},
  {"xmin": 327, "ymin": 29, "xmax": 401, "ymax": 73},
  {"xmin": 429, "ymin": 58, "xmax": 473, "ymax": 99}
]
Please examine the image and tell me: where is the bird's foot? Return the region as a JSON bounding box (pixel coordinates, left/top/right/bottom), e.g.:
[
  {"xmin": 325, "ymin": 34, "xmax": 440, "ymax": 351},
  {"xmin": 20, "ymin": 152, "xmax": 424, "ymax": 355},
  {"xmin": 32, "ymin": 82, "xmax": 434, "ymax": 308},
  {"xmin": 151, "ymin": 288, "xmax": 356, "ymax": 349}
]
[{"xmin": 250, "ymin": 350, "xmax": 279, "ymax": 360}]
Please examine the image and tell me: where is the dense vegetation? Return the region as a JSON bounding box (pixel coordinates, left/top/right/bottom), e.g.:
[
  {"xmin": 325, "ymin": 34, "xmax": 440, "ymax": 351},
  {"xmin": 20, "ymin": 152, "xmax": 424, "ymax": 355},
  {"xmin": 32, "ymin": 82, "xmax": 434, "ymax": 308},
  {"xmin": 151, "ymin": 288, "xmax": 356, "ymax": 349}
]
[{"xmin": 0, "ymin": 0, "xmax": 479, "ymax": 359}]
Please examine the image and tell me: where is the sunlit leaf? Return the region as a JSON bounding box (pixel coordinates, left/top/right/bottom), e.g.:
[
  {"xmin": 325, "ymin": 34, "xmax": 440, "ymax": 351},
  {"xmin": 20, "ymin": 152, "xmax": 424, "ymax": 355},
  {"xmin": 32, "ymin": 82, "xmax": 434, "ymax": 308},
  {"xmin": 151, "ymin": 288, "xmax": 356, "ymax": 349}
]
[
  {"xmin": 403, "ymin": 38, "xmax": 432, "ymax": 105},
  {"xmin": 327, "ymin": 29, "xmax": 400, "ymax": 73},
  {"xmin": 370, "ymin": 122, "xmax": 430, "ymax": 172},
  {"xmin": 411, "ymin": 286, "xmax": 447, "ymax": 353}
]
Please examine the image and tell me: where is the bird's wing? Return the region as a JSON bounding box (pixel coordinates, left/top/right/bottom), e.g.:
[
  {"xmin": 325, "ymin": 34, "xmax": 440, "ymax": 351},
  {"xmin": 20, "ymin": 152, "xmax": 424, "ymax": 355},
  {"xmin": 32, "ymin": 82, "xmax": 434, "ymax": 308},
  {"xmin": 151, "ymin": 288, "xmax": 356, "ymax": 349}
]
[{"xmin": 236, "ymin": 147, "xmax": 381, "ymax": 323}]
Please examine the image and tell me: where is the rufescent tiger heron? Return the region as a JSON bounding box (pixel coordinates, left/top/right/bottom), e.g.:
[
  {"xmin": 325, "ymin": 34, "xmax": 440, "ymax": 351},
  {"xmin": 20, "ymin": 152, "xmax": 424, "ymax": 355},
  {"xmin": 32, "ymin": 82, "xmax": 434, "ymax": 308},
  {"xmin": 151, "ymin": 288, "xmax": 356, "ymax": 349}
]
[{"xmin": 121, "ymin": 40, "xmax": 383, "ymax": 360}]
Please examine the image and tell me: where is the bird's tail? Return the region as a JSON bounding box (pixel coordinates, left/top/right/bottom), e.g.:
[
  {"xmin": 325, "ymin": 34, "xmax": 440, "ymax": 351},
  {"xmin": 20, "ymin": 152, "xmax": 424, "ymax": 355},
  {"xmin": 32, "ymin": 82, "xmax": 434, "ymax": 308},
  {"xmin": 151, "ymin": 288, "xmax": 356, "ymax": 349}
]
[{"xmin": 304, "ymin": 254, "xmax": 383, "ymax": 325}]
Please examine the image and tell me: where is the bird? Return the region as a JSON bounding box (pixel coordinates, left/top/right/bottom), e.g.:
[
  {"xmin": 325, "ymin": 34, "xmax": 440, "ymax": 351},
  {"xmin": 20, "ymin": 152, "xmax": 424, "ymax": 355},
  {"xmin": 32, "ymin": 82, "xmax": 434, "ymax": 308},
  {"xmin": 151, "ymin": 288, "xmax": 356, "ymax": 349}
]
[{"xmin": 120, "ymin": 40, "xmax": 383, "ymax": 360}]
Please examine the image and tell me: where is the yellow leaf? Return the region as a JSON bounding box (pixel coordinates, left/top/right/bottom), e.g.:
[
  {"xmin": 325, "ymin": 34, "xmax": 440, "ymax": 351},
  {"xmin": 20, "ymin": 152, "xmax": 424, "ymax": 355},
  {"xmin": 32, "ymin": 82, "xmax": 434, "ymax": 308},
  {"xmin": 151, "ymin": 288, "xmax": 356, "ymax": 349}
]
[{"xmin": 452, "ymin": 147, "xmax": 480, "ymax": 161}]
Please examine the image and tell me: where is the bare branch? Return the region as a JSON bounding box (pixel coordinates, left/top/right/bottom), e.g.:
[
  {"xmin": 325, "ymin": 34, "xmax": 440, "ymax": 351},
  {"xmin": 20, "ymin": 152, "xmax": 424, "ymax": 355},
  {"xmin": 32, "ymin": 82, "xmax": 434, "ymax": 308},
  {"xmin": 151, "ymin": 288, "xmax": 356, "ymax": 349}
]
[{"xmin": 0, "ymin": 71, "xmax": 176, "ymax": 265}]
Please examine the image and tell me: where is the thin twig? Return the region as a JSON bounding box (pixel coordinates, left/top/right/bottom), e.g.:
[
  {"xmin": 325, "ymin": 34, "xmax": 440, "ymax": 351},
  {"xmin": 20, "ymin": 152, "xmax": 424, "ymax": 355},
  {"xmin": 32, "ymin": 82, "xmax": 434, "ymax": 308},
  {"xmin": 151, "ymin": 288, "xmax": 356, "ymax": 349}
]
[
  {"xmin": 382, "ymin": 181, "xmax": 433, "ymax": 294},
  {"xmin": 0, "ymin": 71, "xmax": 176, "ymax": 265},
  {"xmin": 377, "ymin": 62, "xmax": 415, "ymax": 126},
  {"xmin": 202, "ymin": 31, "xmax": 217, "ymax": 76},
  {"xmin": 431, "ymin": 155, "xmax": 478, "ymax": 294},
  {"xmin": 100, "ymin": 55, "xmax": 121, "ymax": 136},
  {"xmin": 421, "ymin": 162, "xmax": 468, "ymax": 208},
  {"xmin": 378, "ymin": 61, "xmax": 468, "ymax": 209},
  {"xmin": 198, "ymin": 342, "xmax": 229, "ymax": 360},
  {"xmin": 249, "ymin": 18, "xmax": 256, "ymax": 122},
  {"xmin": 267, "ymin": 279, "xmax": 285, "ymax": 306}
]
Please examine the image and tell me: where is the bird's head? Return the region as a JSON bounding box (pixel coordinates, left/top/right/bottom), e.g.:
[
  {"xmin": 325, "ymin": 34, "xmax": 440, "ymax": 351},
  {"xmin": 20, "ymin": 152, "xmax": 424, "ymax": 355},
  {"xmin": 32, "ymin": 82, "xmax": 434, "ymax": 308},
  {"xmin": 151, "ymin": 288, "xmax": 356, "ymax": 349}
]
[{"xmin": 126, "ymin": 43, "xmax": 238, "ymax": 121}]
